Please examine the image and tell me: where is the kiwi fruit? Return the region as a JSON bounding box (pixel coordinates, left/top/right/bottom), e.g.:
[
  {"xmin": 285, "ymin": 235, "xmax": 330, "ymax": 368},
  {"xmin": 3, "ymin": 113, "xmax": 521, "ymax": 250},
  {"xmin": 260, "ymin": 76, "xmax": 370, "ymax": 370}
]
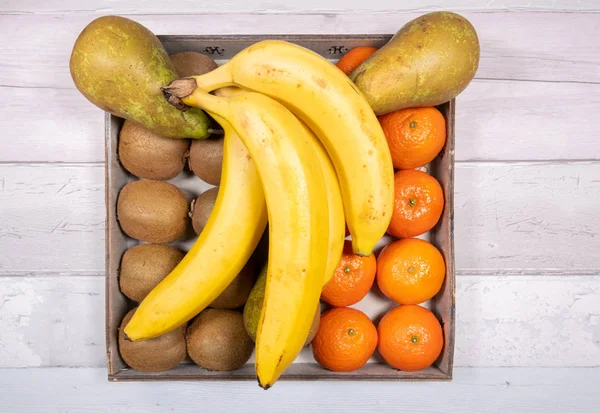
[
  {"xmin": 117, "ymin": 180, "xmax": 189, "ymax": 243},
  {"xmin": 210, "ymin": 263, "xmax": 256, "ymax": 309},
  {"xmin": 170, "ymin": 51, "xmax": 224, "ymax": 185},
  {"xmin": 243, "ymin": 266, "xmax": 321, "ymax": 346},
  {"xmin": 119, "ymin": 244, "xmax": 184, "ymax": 302},
  {"xmin": 118, "ymin": 308, "xmax": 186, "ymax": 372},
  {"xmin": 190, "ymin": 187, "xmax": 219, "ymax": 235},
  {"xmin": 186, "ymin": 308, "xmax": 253, "ymax": 371},
  {"xmin": 170, "ymin": 51, "xmax": 218, "ymax": 78},
  {"xmin": 118, "ymin": 120, "xmax": 190, "ymax": 180},
  {"xmin": 188, "ymin": 138, "xmax": 224, "ymax": 186}
]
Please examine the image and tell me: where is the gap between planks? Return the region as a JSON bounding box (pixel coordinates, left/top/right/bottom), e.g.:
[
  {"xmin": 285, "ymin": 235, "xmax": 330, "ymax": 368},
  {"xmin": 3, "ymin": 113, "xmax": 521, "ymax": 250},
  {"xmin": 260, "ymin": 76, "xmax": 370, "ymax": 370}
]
[
  {"xmin": 475, "ymin": 77, "xmax": 600, "ymax": 86},
  {"xmin": 0, "ymin": 67, "xmax": 597, "ymax": 89},
  {"xmin": 3, "ymin": 77, "xmax": 598, "ymax": 89},
  {"xmin": 2, "ymin": 269, "xmax": 600, "ymax": 278},
  {"xmin": 2, "ymin": 9, "xmax": 600, "ymax": 16},
  {"xmin": 2, "ymin": 160, "xmax": 600, "ymax": 167}
]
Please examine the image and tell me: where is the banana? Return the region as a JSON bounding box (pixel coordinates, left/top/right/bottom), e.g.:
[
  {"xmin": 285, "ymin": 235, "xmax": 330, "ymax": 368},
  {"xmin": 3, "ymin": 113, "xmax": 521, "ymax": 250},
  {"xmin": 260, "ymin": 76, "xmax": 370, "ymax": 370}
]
[
  {"xmin": 124, "ymin": 116, "xmax": 267, "ymax": 341},
  {"xmin": 216, "ymin": 87, "xmax": 344, "ymax": 287},
  {"xmin": 303, "ymin": 122, "xmax": 345, "ymax": 287},
  {"xmin": 165, "ymin": 85, "xmax": 328, "ymax": 388},
  {"xmin": 185, "ymin": 39, "xmax": 394, "ymax": 256}
]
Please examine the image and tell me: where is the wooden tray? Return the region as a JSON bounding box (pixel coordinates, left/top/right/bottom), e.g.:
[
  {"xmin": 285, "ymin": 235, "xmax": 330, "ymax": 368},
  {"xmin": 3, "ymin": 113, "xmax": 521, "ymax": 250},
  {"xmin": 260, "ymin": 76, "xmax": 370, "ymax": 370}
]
[{"xmin": 105, "ymin": 35, "xmax": 455, "ymax": 382}]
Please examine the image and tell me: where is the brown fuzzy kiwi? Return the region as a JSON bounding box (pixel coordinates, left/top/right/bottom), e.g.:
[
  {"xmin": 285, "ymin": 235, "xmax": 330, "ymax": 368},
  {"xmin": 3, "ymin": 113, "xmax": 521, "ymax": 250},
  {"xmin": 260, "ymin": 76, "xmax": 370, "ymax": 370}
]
[
  {"xmin": 191, "ymin": 187, "xmax": 219, "ymax": 235},
  {"xmin": 170, "ymin": 51, "xmax": 218, "ymax": 78},
  {"xmin": 118, "ymin": 120, "xmax": 190, "ymax": 180},
  {"xmin": 186, "ymin": 309, "xmax": 253, "ymax": 371},
  {"xmin": 210, "ymin": 263, "xmax": 256, "ymax": 309},
  {"xmin": 119, "ymin": 244, "xmax": 184, "ymax": 302},
  {"xmin": 117, "ymin": 180, "xmax": 189, "ymax": 243},
  {"xmin": 169, "ymin": 52, "xmax": 223, "ymax": 185},
  {"xmin": 188, "ymin": 138, "xmax": 224, "ymax": 186},
  {"xmin": 118, "ymin": 308, "xmax": 186, "ymax": 372}
]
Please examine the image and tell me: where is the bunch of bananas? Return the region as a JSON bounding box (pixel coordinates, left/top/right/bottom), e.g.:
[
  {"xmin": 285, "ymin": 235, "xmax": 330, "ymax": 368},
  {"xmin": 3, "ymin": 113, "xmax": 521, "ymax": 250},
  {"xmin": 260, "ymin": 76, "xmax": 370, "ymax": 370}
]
[{"xmin": 124, "ymin": 40, "xmax": 394, "ymax": 388}]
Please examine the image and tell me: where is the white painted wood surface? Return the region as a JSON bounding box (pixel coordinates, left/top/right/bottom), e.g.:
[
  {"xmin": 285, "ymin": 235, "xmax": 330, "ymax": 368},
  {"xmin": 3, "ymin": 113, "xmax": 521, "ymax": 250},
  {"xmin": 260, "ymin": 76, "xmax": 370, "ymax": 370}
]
[
  {"xmin": 2, "ymin": 12, "xmax": 599, "ymax": 163},
  {"xmin": 1, "ymin": 275, "xmax": 598, "ymax": 368},
  {"xmin": 0, "ymin": 367, "xmax": 598, "ymax": 413},
  {"xmin": 2, "ymin": 12, "xmax": 599, "ymax": 89},
  {"xmin": 0, "ymin": 0, "xmax": 599, "ymax": 410},
  {"xmin": 2, "ymin": 163, "xmax": 599, "ymax": 275},
  {"xmin": 5, "ymin": 79, "xmax": 600, "ymax": 163},
  {"xmin": 3, "ymin": 0, "xmax": 600, "ymax": 14}
]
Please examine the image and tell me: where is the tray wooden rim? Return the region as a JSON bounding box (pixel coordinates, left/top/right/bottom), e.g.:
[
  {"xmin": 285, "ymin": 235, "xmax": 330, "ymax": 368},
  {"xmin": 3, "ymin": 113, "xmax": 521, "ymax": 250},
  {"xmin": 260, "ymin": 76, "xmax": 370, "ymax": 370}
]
[{"xmin": 104, "ymin": 34, "xmax": 455, "ymax": 383}]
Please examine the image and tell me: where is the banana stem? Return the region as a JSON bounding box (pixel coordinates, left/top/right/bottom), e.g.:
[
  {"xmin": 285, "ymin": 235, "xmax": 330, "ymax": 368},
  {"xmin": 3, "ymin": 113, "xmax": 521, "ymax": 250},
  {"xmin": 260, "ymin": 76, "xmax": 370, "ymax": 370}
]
[
  {"xmin": 162, "ymin": 78, "xmax": 231, "ymax": 119},
  {"xmin": 192, "ymin": 63, "xmax": 235, "ymax": 92},
  {"xmin": 185, "ymin": 90, "xmax": 230, "ymax": 120}
]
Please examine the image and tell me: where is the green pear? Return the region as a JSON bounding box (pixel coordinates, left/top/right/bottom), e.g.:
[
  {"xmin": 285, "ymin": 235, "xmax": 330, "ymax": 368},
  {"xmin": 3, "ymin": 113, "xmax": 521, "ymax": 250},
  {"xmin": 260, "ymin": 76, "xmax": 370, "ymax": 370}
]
[
  {"xmin": 243, "ymin": 265, "xmax": 320, "ymax": 346},
  {"xmin": 70, "ymin": 15, "xmax": 210, "ymax": 139},
  {"xmin": 350, "ymin": 11, "xmax": 480, "ymax": 115}
]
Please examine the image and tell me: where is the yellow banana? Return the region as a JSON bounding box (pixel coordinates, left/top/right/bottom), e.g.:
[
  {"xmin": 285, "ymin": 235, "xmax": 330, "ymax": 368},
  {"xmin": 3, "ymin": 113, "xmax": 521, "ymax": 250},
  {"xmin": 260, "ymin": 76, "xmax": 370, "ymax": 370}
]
[
  {"xmin": 124, "ymin": 116, "xmax": 267, "ymax": 341},
  {"xmin": 216, "ymin": 87, "xmax": 344, "ymax": 287},
  {"xmin": 167, "ymin": 85, "xmax": 328, "ymax": 388},
  {"xmin": 187, "ymin": 39, "xmax": 394, "ymax": 256},
  {"xmin": 303, "ymin": 122, "xmax": 345, "ymax": 287}
]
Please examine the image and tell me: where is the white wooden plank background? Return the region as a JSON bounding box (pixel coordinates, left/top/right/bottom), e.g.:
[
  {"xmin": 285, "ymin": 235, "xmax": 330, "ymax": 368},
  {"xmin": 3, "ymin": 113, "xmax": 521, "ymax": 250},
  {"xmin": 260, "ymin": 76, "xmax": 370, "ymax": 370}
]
[
  {"xmin": 4, "ymin": 79, "xmax": 600, "ymax": 163},
  {"xmin": 0, "ymin": 0, "xmax": 599, "ymax": 410},
  {"xmin": 1, "ymin": 12, "xmax": 599, "ymax": 163},
  {"xmin": 2, "ymin": 162, "xmax": 598, "ymax": 275},
  {"xmin": 2, "ymin": 0, "xmax": 600, "ymax": 14},
  {"xmin": 2, "ymin": 12, "xmax": 599, "ymax": 89},
  {"xmin": 1, "ymin": 275, "xmax": 598, "ymax": 368},
  {"xmin": 0, "ymin": 367, "xmax": 598, "ymax": 413}
]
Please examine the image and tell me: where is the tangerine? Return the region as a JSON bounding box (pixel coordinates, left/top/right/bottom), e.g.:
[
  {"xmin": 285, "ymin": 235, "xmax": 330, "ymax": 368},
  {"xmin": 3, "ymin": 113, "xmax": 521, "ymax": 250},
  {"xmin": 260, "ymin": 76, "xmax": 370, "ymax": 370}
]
[
  {"xmin": 336, "ymin": 46, "xmax": 378, "ymax": 76},
  {"xmin": 312, "ymin": 307, "xmax": 378, "ymax": 372},
  {"xmin": 377, "ymin": 305, "xmax": 443, "ymax": 371},
  {"xmin": 321, "ymin": 241, "xmax": 376, "ymax": 307},
  {"xmin": 378, "ymin": 107, "xmax": 446, "ymax": 170},
  {"xmin": 388, "ymin": 169, "xmax": 444, "ymax": 238},
  {"xmin": 377, "ymin": 238, "xmax": 445, "ymax": 305}
]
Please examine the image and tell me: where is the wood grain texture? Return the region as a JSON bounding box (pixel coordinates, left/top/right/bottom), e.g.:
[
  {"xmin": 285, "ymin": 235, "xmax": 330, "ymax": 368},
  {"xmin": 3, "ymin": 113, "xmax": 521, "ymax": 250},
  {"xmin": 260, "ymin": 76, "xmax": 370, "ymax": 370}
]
[
  {"xmin": 0, "ymin": 277, "xmax": 104, "ymax": 368},
  {"xmin": 456, "ymin": 276, "xmax": 600, "ymax": 367},
  {"xmin": 1, "ymin": 12, "xmax": 599, "ymax": 90},
  {"xmin": 0, "ymin": 165, "xmax": 106, "ymax": 275},
  {"xmin": 2, "ymin": 0, "xmax": 600, "ymax": 14},
  {"xmin": 0, "ymin": 368, "xmax": 599, "ymax": 413},
  {"xmin": 456, "ymin": 80, "xmax": 600, "ymax": 161},
  {"xmin": 2, "ymin": 163, "xmax": 598, "ymax": 275},
  {"xmin": 0, "ymin": 275, "xmax": 598, "ymax": 368},
  {"xmin": 455, "ymin": 161, "xmax": 600, "ymax": 274},
  {"xmin": 0, "ymin": 87, "xmax": 104, "ymax": 163},
  {"xmin": 0, "ymin": 165, "xmax": 211, "ymax": 275},
  {"xmin": 0, "ymin": 4, "xmax": 598, "ymax": 397},
  {"xmin": 3, "ymin": 79, "xmax": 599, "ymax": 163}
]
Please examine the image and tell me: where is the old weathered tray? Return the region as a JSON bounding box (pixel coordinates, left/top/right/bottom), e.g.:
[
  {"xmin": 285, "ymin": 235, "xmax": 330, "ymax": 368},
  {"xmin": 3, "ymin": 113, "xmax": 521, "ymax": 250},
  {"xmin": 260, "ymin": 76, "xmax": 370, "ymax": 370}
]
[{"xmin": 105, "ymin": 35, "xmax": 455, "ymax": 382}]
